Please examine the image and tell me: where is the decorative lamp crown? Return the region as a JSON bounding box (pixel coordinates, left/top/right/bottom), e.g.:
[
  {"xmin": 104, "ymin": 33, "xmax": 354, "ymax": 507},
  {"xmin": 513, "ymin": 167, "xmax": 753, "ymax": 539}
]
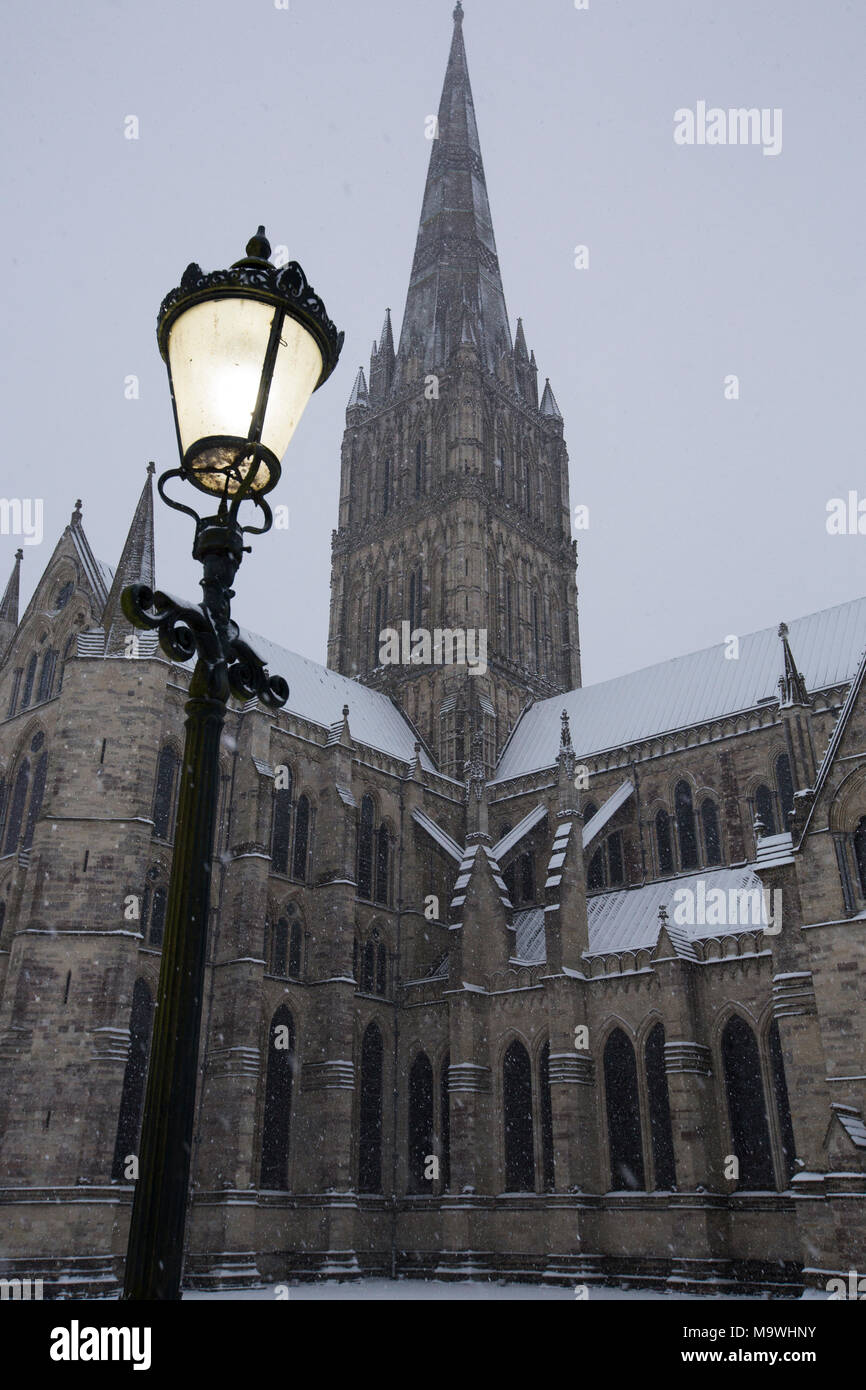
[{"xmin": 155, "ymin": 227, "xmax": 344, "ymax": 526}]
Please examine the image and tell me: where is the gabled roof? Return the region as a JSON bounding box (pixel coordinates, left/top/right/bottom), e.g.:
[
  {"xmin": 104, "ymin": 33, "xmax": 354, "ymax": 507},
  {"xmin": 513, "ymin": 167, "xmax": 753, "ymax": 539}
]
[
  {"xmin": 494, "ymin": 597, "xmax": 866, "ymax": 783},
  {"xmin": 229, "ymin": 625, "xmax": 439, "ymax": 773}
]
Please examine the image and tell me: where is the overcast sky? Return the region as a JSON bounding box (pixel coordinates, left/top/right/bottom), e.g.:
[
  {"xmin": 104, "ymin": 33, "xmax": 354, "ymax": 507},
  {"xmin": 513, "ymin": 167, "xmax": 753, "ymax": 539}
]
[{"xmin": 4, "ymin": 0, "xmax": 865, "ymax": 686}]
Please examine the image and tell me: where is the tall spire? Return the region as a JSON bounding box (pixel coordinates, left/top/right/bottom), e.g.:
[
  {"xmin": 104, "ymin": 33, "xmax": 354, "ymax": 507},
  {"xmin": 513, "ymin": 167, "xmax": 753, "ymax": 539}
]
[
  {"xmin": 395, "ymin": 3, "xmax": 512, "ymax": 380},
  {"xmin": 102, "ymin": 463, "xmax": 156, "ymax": 654},
  {"xmin": 0, "ymin": 547, "xmax": 23, "ymax": 663}
]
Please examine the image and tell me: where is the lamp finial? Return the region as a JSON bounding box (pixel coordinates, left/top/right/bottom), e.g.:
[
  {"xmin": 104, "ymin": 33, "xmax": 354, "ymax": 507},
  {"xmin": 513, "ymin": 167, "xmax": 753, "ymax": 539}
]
[{"xmin": 245, "ymin": 226, "xmax": 271, "ymax": 261}]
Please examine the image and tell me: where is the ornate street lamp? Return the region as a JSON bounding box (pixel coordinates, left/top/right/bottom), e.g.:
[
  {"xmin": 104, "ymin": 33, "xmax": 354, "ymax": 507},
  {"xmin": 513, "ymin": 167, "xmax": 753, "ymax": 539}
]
[{"xmin": 120, "ymin": 229, "xmax": 342, "ymax": 1301}]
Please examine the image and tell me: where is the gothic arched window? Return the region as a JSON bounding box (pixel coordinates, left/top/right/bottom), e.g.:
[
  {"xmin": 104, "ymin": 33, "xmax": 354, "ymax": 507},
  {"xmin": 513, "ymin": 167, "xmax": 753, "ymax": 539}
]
[
  {"xmin": 755, "ymin": 784, "xmax": 776, "ymax": 837},
  {"xmin": 148, "ymin": 886, "xmax": 167, "ymax": 948},
  {"xmin": 505, "ymin": 578, "xmax": 515, "ymax": 658},
  {"xmin": 415, "ymin": 439, "xmax": 423, "ymax": 498},
  {"xmin": 540, "ymin": 1040, "xmax": 555, "ymax": 1192},
  {"xmin": 358, "ymin": 1022, "xmax": 384, "ymax": 1193},
  {"xmin": 362, "ymin": 941, "xmax": 375, "ymax": 993},
  {"xmin": 373, "ymin": 587, "xmax": 385, "ymax": 666},
  {"xmin": 408, "ymin": 568, "xmax": 423, "ymax": 631},
  {"xmin": 768, "ymin": 1019, "xmax": 796, "ymax": 1184},
  {"xmin": 408, "ymin": 1051, "xmax": 434, "ymax": 1193},
  {"xmin": 440, "ymin": 1053, "xmax": 451, "ymax": 1191},
  {"xmin": 111, "ymin": 978, "xmax": 154, "ymax": 1181},
  {"xmin": 57, "ymin": 635, "xmax": 76, "ymax": 693},
  {"xmin": 382, "ymin": 457, "xmax": 391, "ymax": 516},
  {"xmin": 260, "ymin": 1005, "xmax": 295, "ymax": 1190},
  {"xmin": 376, "ymin": 942, "xmax": 387, "ymax": 996},
  {"xmin": 3, "ymin": 758, "xmax": 30, "ymax": 855},
  {"xmin": 292, "ymin": 795, "xmax": 310, "ymax": 881},
  {"xmin": 36, "ymin": 648, "xmax": 57, "ymax": 703},
  {"xmin": 532, "ymin": 593, "xmax": 541, "ymax": 668},
  {"xmin": 675, "ymin": 781, "xmax": 699, "ymax": 870},
  {"xmin": 6, "ymin": 668, "xmax": 22, "ymax": 719},
  {"xmin": 645, "ymin": 1023, "xmax": 676, "ymax": 1190},
  {"xmin": 519, "ymin": 848, "xmax": 535, "ymax": 904},
  {"xmin": 604, "ymin": 1029, "xmax": 645, "ymax": 1190},
  {"xmin": 153, "ymin": 747, "xmax": 180, "ymax": 841},
  {"xmin": 288, "ymin": 918, "xmax": 302, "ymax": 979},
  {"xmin": 271, "ymin": 770, "xmax": 292, "ymax": 875},
  {"xmin": 853, "ymin": 817, "xmax": 866, "ymax": 896},
  {"xmin": 357, "ymin": 795, "xmax": 375, "ymax": 900},
  {"xmin": 607, "ymin": 831, "xmax": 624, "ymax": 886},
  {"xmin": 503, "ymin": 1039, "xmax": 534, "ymax": 1191},
  {"xmin": 656, "ymin": 809, "xmax": 673, "ymax": 873},
  {"xmin": 272, "ymin": 918, "xmax": 289, "ymax": 976},
  {"xmin": 776, "ymin": 754, "xmax": 795, "ymax": 829},
  {"xmin": 721, "ymin": 1015, "xmax": 775, "ymax": 1190},
  {"xmin": 375, "ymin": 824, "xmax": 389, "ymax": 906},
  {"xmin": 587, "ymin": 847, "xmax": 605, "ymax": 892},
  {"xmin": 20, "ymin": 653, "xmax": 37, "ymax": 710},
  {"xmin": 21, "ymin": 750, "xmax": 47, "ymax": 851},
  {"xmin": 701, "ymin": 799, "xmax": 722, "ymax": 866}
]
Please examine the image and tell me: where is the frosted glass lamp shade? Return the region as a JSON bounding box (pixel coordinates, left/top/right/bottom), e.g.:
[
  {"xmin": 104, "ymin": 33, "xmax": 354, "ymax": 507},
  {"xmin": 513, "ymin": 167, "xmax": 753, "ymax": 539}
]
[{"xmin": 165, "ymin": 297, "xmax": 323, "ymax": 497}]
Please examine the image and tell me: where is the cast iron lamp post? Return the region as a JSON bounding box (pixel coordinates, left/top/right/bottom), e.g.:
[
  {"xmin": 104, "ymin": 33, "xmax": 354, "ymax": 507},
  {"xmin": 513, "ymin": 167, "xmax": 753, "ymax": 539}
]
[{"xmin": 120, "ymin": 228, "xmax": 343, "ymax": 1300}]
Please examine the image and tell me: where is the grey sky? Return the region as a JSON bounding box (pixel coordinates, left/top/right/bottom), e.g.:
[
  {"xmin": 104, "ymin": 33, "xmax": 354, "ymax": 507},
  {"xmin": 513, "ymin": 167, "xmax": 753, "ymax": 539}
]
[{"xmin": 4, "ymin": 0, "xmax": 865, "ymax": 685}]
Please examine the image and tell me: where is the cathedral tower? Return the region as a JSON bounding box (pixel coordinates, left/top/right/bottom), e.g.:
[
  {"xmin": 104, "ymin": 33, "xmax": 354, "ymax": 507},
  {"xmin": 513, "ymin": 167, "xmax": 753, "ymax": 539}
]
[{"xmin": 328, "ymin": 3, "xmax": 581, "ymax": 776}]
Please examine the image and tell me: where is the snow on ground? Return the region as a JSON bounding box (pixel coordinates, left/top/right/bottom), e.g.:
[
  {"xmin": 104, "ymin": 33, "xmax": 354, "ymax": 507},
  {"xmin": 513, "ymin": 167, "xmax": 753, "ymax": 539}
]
[{"xmin": 184, "ymin": 1279, "xmax": 775, "ymax": 1301}]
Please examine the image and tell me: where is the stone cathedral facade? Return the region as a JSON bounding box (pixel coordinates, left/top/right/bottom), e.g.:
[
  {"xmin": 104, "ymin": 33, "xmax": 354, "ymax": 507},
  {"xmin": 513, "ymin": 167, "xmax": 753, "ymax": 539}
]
[{"xmin": 0, "ymin": 5, "xmax": 864, "ymax": 1296}]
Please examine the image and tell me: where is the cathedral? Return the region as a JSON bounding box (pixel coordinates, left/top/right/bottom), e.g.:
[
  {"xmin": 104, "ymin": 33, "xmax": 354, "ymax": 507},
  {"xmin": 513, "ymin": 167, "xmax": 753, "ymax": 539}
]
[{"xmin": 0, "ymin": 3, "xmax": 864, "ymax": 1297}]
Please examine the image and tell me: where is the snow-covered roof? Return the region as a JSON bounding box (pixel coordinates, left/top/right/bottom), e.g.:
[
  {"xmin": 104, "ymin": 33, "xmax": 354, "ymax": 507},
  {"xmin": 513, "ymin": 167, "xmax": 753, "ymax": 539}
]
[
  {"xmin": 830, "ymin": 1105, "xmax": 866, "ymax": 1149},
  {"xmin": 494, "ymin": 597, "xmax": 866, "ymax": 783},
  {"xmin": 493, "ymin": 803, "xmax": 548, "ymax": 860},
  {"xmin": 512, "ymin": 908, "xmax": 546, "ymax": 964},
  {"xmin": 144, "ymin": 599, "xmax": 438, "ymax": 773},
  {"xmin": 241, "ymin": 627, "xmax": 437, "ymax": 771},
  {"xmin": 587, "ymin": 865, "xmax": 768, "ymax": 955},
  {"xmin": 412, "ymin": 807, "xmax": 463, "ymax": 862},
  {"xmin": 583, "ymin": 780, "xmax": 634, "ymax": 848},
  {"xmin": 75, "ymin": 530, "xmax": 112, "ymax": 609}
]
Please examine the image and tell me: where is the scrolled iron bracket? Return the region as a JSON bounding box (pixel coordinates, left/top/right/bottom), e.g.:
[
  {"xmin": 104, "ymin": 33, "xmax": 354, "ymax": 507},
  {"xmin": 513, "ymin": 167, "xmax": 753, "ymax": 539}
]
[{"xmin": 121, "ymin": 582, "xmax": 289, "ymax": 710}]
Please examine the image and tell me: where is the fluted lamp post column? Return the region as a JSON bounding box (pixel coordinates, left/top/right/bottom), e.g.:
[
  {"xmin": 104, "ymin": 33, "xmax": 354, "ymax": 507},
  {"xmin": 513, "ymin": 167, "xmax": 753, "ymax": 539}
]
[{"xmin": 120, "ymin": 228, "xmax": 343, "ymax": 1300}]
